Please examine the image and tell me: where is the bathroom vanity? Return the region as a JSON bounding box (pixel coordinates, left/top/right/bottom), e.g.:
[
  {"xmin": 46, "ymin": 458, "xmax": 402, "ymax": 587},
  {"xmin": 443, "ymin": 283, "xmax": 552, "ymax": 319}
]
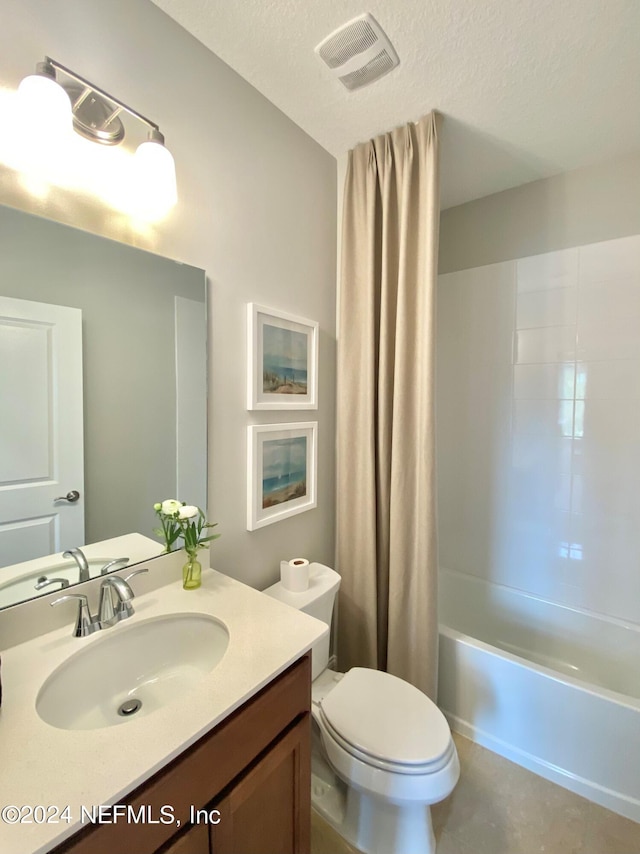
[
  {"xmin": 0, "ymin": 567, "xmax": 326, "ymax": 854},
  {"xmin": 54, "ymin": 655, "xmax": 311, "ymax": 854}
]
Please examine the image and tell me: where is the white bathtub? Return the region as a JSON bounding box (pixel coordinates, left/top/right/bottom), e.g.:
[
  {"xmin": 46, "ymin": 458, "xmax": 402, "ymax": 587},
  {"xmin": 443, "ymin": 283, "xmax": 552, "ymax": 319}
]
[{"xmin": 437, "ymin": 568, "xmax": 640, "ymax": 822}]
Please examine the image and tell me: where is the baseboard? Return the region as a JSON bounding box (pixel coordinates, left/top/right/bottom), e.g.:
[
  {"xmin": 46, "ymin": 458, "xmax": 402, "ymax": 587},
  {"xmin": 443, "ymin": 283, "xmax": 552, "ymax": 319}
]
[{"xmin": 444, "ymin": 711, "xmax": 640, "ymax": 824}]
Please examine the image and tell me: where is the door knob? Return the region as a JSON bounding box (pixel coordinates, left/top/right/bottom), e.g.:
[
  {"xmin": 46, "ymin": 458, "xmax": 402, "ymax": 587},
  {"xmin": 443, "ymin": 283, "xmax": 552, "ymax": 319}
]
[{"xmin": 54, "ymin": 490, "xmax": 80, "ymax": 503}]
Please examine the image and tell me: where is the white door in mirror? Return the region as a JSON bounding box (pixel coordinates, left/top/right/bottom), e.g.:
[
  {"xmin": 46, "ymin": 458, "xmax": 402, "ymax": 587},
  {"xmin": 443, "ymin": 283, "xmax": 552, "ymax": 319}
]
[{"xmin": 0, "ymin": 296, "xmax": 84, "ymax": 568}]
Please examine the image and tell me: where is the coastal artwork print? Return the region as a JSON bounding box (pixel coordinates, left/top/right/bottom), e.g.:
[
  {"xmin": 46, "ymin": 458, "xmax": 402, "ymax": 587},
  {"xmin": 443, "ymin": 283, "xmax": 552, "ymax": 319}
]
[
  {"xmin": 262, "ymin": 324, "xmax": 308, "ymax": 397},
  {"xmin": 262, "ymin": 435, "xmax": 307, "ymax": 509},
  {"xmin": 247, "ymin": 422, "xmax": 317, "ymax": 530},
  {"xmin": 247, "ymin": 304, "xmax": 318, "ymax": 410}
]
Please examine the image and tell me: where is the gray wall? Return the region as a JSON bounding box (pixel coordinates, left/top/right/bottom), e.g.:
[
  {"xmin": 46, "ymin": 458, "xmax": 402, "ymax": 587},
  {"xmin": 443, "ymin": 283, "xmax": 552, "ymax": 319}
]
[
  {"xmin": 0, "ymin": 0, "xmax": 337, "ymax": 591},
  {"xmin": 0, "ymin": 204, "xmax": 205, "ymax": 546},
  {"xmin": 439, "ymin": 150, "xmax": 640, "ymax": 273}
]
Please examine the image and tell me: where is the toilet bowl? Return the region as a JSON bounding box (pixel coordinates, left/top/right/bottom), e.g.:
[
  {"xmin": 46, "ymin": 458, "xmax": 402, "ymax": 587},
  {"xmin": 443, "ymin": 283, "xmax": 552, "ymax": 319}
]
[{"xmin": 264, "ymin": 564, "xmax": 459, "ymax": 854}]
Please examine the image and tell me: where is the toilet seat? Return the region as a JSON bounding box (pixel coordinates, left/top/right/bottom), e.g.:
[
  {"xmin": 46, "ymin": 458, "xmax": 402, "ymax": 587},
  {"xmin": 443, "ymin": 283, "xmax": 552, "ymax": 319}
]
[
  {"xmin": 318, "ymin": 708, "xmax": 456, "ymax": 776},
  {"xmin": 318, "ymin": 668, "xmax": 452, "ymax": 772}
]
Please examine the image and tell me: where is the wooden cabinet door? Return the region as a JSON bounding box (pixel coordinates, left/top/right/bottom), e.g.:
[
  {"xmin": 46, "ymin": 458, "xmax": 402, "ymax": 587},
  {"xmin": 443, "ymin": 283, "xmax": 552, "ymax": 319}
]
[
  {"xmin": 160, "ymin": 823, "xmax": 209, "ymax": 854},
  {"xmin": 211, "ymin": 717, "xmax": 310, "ymax": 854}
]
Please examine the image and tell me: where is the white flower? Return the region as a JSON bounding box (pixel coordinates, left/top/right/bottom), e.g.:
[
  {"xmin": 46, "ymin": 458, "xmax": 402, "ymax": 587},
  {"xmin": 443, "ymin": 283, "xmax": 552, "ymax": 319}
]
[
  {"xmin": 161, "ymin": 499, "xmax": 182, "ymax": 515},
  {"xmin": 178, "ymin": 504, "xmax": 199, "ymax": 520}
]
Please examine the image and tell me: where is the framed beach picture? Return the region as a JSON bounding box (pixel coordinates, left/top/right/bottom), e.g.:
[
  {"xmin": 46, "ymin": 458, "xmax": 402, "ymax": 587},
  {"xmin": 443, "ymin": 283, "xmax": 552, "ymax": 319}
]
[
  {"xmin": 247, "ymin": 303, "xmax": 318, "ymax": 410},
  {"xmin": 247, "ymin": 422, "xmax": 317, "ymax": 530}
]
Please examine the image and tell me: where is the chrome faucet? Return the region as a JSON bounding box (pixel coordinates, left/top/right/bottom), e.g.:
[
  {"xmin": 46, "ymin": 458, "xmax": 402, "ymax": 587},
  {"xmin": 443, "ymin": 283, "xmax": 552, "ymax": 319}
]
[
  {"xmin": 98, "ymin": 568, "xmax": 148, "ymax": 627},
  {"xmin": 51, "ymin": 567, "xmax": 149, "ymax": 636},
  {"xmin": 100, "ymin": 557, "xmax": 130, "ymax": 576},
  {"xmin": 98, "ymin": 575, "xmax": 134, "ymax": 627},
  {"xmin": 62, "ymin": 548, "xmax": 90, "ymax": 583}
]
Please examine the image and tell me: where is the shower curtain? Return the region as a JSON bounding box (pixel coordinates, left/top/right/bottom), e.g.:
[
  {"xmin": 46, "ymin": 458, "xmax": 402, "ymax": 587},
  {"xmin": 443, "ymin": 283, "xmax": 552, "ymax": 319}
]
[{"xmin": 336, "ymin": 111, "xmax": 441, "ymax": 699}]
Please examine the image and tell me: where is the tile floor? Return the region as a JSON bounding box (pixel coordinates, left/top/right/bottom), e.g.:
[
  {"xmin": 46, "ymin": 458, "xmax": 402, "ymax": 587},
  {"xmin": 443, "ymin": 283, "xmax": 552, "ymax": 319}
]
[{"xmin": 310, "ymin": 732, "xmax": 640, "ymax": 854}]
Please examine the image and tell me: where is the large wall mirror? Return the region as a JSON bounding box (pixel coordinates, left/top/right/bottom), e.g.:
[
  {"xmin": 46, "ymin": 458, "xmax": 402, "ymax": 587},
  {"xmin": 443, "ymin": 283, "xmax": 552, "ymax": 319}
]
[{"xmin": 0, "ymin": 204, "xmax": 207, "ymax": 609}]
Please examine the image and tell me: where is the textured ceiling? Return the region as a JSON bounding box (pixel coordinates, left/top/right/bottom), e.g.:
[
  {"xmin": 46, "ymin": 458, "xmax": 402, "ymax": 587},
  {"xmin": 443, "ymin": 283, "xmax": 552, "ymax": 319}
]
[{"xmin": 151, "ymin": 0, "xmax": 640, "ymax": 208}]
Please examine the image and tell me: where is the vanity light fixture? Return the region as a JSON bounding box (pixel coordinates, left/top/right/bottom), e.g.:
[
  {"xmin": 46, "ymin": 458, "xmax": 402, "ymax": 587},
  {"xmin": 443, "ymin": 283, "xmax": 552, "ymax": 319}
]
[{"xmin": 16, "ymin": 57, "xmax": 177, "ymax": 218}]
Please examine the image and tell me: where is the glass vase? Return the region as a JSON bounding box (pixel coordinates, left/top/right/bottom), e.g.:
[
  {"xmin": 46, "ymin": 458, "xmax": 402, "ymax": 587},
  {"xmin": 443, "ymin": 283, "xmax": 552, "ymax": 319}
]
[{"xmin": 182, "ymin": 552, "xmax": 202, "ymax": 590}]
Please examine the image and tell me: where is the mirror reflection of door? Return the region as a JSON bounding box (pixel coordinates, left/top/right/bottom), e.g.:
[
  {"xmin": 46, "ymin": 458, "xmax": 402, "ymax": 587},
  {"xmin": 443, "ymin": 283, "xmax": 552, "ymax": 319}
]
[{"xmin": 0, "ymin": 296, "xmax": 84, "ymax": 567}]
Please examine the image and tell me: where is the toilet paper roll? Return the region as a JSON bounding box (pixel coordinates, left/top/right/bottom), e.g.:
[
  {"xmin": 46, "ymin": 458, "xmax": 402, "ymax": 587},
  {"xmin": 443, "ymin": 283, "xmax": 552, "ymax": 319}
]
[{"xmin": 280, "ymin": 558, "xmax": 310, "ymax": 592}]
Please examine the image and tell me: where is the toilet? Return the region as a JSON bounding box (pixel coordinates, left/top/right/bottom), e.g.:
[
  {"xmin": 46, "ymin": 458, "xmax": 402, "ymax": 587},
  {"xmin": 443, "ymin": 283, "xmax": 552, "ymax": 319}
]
[{"xmin": 264, "ymin": 563, "xmax": 459, "ymax": 854}]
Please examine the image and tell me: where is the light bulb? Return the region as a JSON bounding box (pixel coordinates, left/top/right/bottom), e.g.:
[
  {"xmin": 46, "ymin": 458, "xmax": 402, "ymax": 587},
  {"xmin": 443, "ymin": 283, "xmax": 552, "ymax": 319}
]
[
  {"xmin": 17, "ymin": 73, "xmax": 72, "ymax": 140},
  {"xmin": 134, "ymin": 134, "xmax": 178, "ymax": 220},
  {"xmin": 14, "ymin": 70, "xmax": 72, "ymax": 184}
]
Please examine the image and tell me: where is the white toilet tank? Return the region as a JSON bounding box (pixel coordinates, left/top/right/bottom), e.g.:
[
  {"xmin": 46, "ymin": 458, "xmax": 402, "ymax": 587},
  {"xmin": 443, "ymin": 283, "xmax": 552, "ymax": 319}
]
[{"xmin": 263, "ymin": 563, "xmax": 341, "ymax": 680}]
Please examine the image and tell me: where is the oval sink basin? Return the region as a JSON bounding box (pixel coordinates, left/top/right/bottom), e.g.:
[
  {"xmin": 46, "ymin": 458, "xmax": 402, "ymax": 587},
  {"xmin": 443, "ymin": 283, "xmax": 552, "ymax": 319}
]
[{"xmin": 36, "ymin": 613, "xmax": 229, "ymax": 730}]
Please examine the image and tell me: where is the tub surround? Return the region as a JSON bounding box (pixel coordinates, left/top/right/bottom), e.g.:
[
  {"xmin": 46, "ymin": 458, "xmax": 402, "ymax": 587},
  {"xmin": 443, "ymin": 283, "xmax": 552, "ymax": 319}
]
[
  {"xmin": 437, "ymin": 233, "xmax": 640, "ymax": 628},
  {"xmin": 0, "ymin": 568, "xmax": 327, "ymax": 854}
]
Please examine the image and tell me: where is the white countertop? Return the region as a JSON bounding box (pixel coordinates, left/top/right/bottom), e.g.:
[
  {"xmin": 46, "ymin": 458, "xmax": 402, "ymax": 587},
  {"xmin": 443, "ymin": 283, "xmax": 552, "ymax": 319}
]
[{"xmin": 0, "ymin": 568, "xmax": 327, "ymax": 854}]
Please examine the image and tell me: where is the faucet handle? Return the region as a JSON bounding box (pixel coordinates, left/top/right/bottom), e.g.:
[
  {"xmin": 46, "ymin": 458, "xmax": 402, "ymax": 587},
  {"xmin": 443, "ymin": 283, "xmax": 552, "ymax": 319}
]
[
  {"xmin": 100, "ymin": 557, "xmax": 130, "ymax": 576},
  {"xmin": 123, "ymin": 567, "xmax": 149, "ymax": 584},
  {"xmin": 35, "ymin": 577, "xmax": 70, "ymax": 591},
  {"xmin": 51, "ymin": 594, "xmax": 100, "ymax": 638}
]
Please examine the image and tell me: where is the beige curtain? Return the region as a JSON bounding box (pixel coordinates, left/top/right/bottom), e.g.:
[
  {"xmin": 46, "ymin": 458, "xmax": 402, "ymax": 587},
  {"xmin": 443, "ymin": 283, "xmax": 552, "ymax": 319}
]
[{"xmin": 336, "ymin": 112, "xmax": 441, "ymax": 700}]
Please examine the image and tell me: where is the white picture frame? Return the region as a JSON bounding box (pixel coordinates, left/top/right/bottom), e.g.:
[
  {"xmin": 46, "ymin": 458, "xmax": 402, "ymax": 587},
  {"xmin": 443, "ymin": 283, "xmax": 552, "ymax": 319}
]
[
  {"xmin": 247, "ymin": 422, "xmax": 317, "ymax": 530},
  {"xmin": 247, "ymin": 303, "xmax": 318, "ymax": 410}
]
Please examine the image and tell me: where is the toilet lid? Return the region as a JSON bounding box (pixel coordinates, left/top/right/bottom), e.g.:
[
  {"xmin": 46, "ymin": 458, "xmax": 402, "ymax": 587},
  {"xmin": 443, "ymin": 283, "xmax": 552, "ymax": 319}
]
[{"xmin": 319, "ymin": 668, "xmax": 451, "ymax": 767}]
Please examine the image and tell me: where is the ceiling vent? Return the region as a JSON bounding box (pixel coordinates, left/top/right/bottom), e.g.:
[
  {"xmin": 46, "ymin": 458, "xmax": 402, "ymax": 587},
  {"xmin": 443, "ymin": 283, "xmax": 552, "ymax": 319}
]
[{"xmin": 315, "ymin": 13, "xmax": 399, "ymax": 91}]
